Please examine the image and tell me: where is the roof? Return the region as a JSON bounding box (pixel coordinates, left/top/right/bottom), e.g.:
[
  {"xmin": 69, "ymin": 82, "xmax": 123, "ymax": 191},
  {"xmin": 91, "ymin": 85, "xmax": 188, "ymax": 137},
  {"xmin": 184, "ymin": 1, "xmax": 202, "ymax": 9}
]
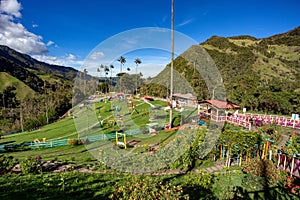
[
  {"xmin": 200, "ymin": 100, "xmax": 240, "ymax": 109},
  {"xmin": 172, "ymin": 93, "xmax": 196, "ymax": 100}
]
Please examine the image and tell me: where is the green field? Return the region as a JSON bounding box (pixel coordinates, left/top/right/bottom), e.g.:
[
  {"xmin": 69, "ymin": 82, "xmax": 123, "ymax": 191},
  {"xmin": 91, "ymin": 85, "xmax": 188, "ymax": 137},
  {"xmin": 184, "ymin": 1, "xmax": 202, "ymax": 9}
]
[{"xmin": 1, "ymin": 98, "xmax": 187, "ymax": 164}]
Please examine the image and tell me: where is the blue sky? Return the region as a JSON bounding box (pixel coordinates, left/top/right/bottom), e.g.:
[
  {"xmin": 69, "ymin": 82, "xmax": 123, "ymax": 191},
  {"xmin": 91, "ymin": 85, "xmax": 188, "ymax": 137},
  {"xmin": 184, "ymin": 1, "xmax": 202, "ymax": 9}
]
[{"xmin": 0, "ymin": 0, "xmax": 299, "ymax": 77}]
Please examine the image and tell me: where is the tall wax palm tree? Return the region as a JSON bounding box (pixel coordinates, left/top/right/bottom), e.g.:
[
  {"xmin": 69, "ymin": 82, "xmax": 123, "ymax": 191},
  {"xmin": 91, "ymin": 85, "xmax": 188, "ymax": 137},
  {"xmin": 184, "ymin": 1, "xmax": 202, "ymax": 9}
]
[
  {"xmin": 117, "ymin": 56, "xmax": 126, "ymax": 73},
  {"xmin": 109, "ymin": 64, "xmax": 114, "ymax": 92},
  {"xmin": 117, "ymin": 56, "xmax": 126, "ymax": 92},
  {"xmin": 83, "ymin": 68, "xmax": 88, "ymax": 96},
  {"xmin": 109, "ymin": 64, "xmax": 114, "ymax": 79},
  {"xmin": 99, "ymin": 64, "xmax": 104, "ymax": 79},
  {"xmin": 97, "ymin": 67, "xmax": 101, "ymax": 92},
  {"xmin": 104, "ymin": 66, "xmax": 110, "ymax": 93},
  {"xmin": 134, "ymin": 58, "xmax": 141, "ymax": 94}
]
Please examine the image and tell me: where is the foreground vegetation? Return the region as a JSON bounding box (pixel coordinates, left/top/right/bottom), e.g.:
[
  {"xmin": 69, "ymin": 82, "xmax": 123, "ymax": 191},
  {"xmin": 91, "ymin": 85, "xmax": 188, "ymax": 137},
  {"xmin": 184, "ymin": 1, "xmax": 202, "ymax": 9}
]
[{"xmin": 0, "ymin": 166, "xmax": 299, "ymax": 199}]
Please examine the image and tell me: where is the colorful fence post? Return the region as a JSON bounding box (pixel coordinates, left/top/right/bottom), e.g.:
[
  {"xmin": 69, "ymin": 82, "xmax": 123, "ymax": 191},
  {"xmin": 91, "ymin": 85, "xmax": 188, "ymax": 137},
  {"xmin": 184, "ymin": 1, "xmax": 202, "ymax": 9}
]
[
  {"xmin": 290, "ymin": 153, "xmax": 296, "ymax": 177},
  {"xmin": 277, "ymin": 151, "xmax": 282, "ymax": 169}
]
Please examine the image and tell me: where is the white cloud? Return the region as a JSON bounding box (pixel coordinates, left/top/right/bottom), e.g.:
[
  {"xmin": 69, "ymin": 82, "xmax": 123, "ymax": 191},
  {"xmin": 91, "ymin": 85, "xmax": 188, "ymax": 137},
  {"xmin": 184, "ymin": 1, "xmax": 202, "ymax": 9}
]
[
  {"xmin": 66, "ymin": 53, "xmax": 76, "ymax": 60},
  {"xmin": 89, "ymin": 51, "xmax": 105, "ymax": 60},
  {"xmin": 46, "ymin": 40, "xmax": 54, "ymax": 46},
  {"xmin": 0, "ymin": 0, "xmax": 48, "ymax": 54},
  {"xmin": 32, "ymin": 54, "xmax": 83, "ymax": 69},
  {"xmin": 32, "ymin": 23, "xmax": 38, "ymax": 28},
  {"xmin": 0, "ymin": 0, "xmax": 21, "ymax": 18},
  {"xmin": 32, "ymin": 55, "xmax": 57, "ymax": 62}
]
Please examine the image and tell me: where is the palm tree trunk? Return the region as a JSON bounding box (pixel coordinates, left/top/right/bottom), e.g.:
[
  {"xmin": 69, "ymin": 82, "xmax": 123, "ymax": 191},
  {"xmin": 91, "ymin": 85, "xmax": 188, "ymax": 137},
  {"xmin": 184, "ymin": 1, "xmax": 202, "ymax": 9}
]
[{"xmin": 136, "ymin": 65, "xmax": 138, "ymax": 94}]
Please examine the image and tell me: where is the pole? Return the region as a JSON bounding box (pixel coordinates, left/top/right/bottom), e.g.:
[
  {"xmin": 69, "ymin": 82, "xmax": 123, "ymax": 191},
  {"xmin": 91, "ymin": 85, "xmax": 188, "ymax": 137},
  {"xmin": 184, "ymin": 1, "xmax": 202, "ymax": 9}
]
[
  {"xmin": 290, "ymin": 154, "xmax": 295, "ymax": 178},
  {"xmin": 169, "ymin": 0, "xmax": 174, "ymax": 126}
]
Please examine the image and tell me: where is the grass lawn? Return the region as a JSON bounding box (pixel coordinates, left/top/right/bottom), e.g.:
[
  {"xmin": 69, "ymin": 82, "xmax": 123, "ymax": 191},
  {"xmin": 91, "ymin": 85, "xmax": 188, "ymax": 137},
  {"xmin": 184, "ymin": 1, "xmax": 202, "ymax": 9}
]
[
  {"xmin": 1, "ymin": 117, "xmax": 77, "ymax": 144},
  {"xmin": 4, "ymin": 145, "xmax": 94, "ymax": 164},
  {"xmin": 0, "ymin": 98, "xmax": 187, "ymax": 163}
]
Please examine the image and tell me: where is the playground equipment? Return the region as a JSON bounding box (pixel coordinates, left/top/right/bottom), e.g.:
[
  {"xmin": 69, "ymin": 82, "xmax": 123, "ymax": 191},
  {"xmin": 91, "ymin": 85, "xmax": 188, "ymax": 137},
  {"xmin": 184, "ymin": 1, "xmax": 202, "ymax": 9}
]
[
  {"xmin": 116, "ymin": 105, "xmax": 121, "ymax": 112},
  {"xmin": 198, "ymin": 120, "xmax": 206, "ymax": 126},
  {"xmin": 33, "ymin": 138, "xmax": 46, "ymax": 143},
  {"xmin": 116, "ymin": 119, "xmax": 124, "ymax": 128},
  {"xmin": 107, "ymin": 119, "xmax": 116, "ymax": 127},
  {"xmin": 116, "ymin": 131, "xmax": 127, "ymax": 149}
]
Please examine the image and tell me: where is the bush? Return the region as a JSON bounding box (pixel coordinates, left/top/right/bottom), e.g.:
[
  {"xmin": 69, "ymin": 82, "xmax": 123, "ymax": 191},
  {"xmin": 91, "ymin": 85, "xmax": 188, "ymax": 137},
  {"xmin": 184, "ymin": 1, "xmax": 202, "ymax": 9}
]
[
  {"xmin": 20, "ymin": 157, "xmax": 42, "ymax": 174},
  {"xmin": 184, "ymin": 170, "xmax": 213, "ymax": 189},
  {"xmin": 109, "ymin": 176, "xmax": 189, "ymax": 200},
  {"xmin": 242, "ymin": 159, "xmax": 280, "ymax": 186},
  {"xmin": 172, "ymin": 116, "xmax": 181, "ymax": 127},
  {"xmin": 0, "ymin": 154, "xmax": 18, "ymax": 175}
]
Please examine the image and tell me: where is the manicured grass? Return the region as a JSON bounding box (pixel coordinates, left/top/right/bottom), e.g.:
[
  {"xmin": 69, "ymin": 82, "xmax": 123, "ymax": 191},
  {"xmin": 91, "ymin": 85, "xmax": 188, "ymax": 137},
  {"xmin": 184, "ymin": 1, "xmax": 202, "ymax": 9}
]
[
  {"xmin": 0, "ymin": 98, "xmax": 181, "ymax": 161},
  {"xmin": 5, "ymin": 145, "xmax": 92, "ymax": 164},
  {"xmin": 1, "ymin": 117, "xmax": 77, "ymax": 144}
]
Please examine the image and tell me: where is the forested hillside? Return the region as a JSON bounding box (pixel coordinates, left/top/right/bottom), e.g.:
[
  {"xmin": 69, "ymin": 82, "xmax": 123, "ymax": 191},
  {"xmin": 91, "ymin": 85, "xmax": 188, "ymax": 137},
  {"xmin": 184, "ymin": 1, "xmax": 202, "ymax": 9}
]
[
  {"xmin": 148, "ymin": 26, "xmax": 300, "ymax": 115},
  {"xmin": 0, "ymin": 45, "xmax": 77, "ymax": 133}
]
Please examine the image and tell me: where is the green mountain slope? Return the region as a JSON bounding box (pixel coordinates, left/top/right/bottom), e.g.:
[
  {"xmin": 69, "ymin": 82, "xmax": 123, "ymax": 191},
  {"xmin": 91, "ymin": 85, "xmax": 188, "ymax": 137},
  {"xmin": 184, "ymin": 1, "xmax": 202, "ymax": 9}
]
[
  {"xmin": 0, "ymin": 45, "xmax": 78, "ymax": 133},
  {"xmin": 151, "ymin": 26, "xmax": 300, "ymax": 115},
  {"xmin": 0, "ymin": 72, "xmax": 35, "ymax": 99}
]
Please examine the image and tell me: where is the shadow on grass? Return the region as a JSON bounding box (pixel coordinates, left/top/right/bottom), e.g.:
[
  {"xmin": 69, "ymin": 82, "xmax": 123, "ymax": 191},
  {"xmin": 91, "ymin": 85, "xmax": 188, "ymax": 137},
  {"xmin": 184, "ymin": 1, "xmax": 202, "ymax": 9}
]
[{"xmin": 0, "ymin": 140, "xmax": 16, "ymax": 145}]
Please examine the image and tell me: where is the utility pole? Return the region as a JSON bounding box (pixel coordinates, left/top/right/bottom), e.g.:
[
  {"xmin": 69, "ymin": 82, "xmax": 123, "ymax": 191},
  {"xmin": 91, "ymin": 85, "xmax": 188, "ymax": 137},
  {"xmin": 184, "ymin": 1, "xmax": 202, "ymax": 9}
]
[{"xmin": 169, "ymin": 0, "xmax": 174, "ymax": 126}]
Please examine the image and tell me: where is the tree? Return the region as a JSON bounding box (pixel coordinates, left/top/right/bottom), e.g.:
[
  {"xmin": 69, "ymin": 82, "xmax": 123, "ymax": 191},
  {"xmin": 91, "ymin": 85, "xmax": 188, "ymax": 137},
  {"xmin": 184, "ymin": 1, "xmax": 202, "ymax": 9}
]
[
  {"xmin": 134, "ymin": 58, "xmax": 142, "ymax": 93},
  {"xmin": 109, "ymin": 64, "xmax": 114, "ymax": 79},
  {"xmin": 83, "ymin": 68, "xmax": 88, "ymax": 95},
  {"xmin": 117, "ymin": 56, "xmax": 126, "ymax": 73},
  {"xmin": 98, "ymin": 82, "xmax": 109, "ymax": 94},
  {"xmin": 104, "ymin": 66, "xmax": 110, "ymax": 93}
]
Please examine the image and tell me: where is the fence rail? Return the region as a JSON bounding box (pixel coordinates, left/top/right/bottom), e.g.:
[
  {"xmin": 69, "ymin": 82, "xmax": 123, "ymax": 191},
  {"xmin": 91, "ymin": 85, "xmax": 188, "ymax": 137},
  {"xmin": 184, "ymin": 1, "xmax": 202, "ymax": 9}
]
[{"xmin": 199, "ymin": 111, "xmax": 300, "ymax": 130}]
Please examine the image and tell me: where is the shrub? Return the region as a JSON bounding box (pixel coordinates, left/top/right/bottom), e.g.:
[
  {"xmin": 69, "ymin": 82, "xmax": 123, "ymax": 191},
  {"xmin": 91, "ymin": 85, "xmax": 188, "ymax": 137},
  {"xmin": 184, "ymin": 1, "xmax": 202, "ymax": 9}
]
[
  {"xmin": 84, "ymin": 157, "xmax": 92, "ymax": 162},
  {"xmin": 20, "ymin": 156, "xmax": 42, "ymax": 174},
  {"xmin": 0, "ymin": 154, "xmax": 18, "ymax": 175},
  {"xmin": 172, "ymin": 116, "xmax": 181, "ymax": 127},
  {"xmin": 109, "ymin": 176, "xmax": 189, "ymax": 200},
  {"xmin": 242, "ymin": 159, "xmax": 280, "ymax": 186},
  {"xmin": 184, "ymin": 170, "xmax": 213, "ymax": 189}
]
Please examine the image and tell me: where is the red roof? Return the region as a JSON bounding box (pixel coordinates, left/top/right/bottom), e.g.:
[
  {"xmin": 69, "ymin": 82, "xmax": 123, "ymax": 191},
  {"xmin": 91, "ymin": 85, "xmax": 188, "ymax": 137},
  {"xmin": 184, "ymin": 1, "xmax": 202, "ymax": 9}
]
[{"xmin": 201, "ymin": 100, "xmax": 240, "ymax": 109}]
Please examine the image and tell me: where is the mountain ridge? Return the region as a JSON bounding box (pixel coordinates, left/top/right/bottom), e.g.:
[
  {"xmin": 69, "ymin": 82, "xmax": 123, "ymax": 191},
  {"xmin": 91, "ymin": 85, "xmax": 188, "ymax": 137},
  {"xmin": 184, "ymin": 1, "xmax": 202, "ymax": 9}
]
[{"xmin": 148, "ymin": 26, "xmax": 300, "ymax": 115}]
